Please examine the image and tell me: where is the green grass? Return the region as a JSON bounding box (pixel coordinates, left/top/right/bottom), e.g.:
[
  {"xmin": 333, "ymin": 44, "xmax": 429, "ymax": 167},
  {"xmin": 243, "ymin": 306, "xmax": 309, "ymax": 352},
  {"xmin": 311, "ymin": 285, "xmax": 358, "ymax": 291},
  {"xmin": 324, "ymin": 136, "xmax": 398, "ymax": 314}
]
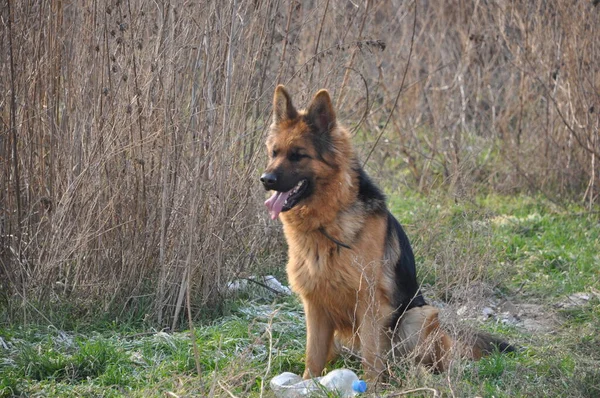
[
  {"xmin": 1, "ymin": 191, "xmax": 599, "ymax": 397},
  {"xmin": 0, "ymin": 296, "xmax": 308, "ymax": 397}
]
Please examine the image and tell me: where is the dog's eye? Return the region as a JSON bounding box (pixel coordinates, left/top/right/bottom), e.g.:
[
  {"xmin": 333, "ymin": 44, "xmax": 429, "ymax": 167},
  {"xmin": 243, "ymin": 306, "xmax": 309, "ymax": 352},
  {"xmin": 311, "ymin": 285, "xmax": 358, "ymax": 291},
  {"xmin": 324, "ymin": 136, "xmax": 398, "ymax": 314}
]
[
  {"xmin": 271, "ymin": 150, "xmax": 278, "ymax": 158},
  {"xmin": 288, "ymin": 152, "xmax": 308, "ymax": 162}
]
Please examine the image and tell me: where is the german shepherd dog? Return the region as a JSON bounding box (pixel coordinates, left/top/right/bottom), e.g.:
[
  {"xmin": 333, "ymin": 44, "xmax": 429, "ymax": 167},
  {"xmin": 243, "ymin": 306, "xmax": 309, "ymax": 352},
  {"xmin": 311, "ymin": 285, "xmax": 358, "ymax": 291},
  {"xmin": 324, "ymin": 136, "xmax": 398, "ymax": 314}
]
[{"xmin": 261, "ymin": 86, "xmax": 513, "ymax": 380}]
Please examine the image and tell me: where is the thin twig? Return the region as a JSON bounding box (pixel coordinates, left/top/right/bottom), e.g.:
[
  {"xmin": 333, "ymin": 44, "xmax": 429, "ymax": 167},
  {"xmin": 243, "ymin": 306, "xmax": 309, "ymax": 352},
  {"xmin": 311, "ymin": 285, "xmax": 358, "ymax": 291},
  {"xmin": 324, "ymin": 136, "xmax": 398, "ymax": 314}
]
[
  {"xmin": 7, "ymin": 0, "xmax": 22, "ymax": 261},
  {"xmin": 346, "ymin": 67, "xmax": 370, "ymax": 136},
  {"xmin": 218, "ymin": 380, "xmax": 239, "ymax": 398},
  {"xmin": 276, "ymin": 0, "xmax": 294, "ymax": 84},
  {"xmin": 338, "ymin": 0, "xmax": 372, "ymax": 106},
  {"xmin": 260, "ymin": 314, "xmax": 275, "ymax": 398},
  {"xmin": 187, "ymin": 272, "xmax": 203, "ymax": 379},
  {"xmin": 363, "ymin": 0, "xmax": 417, "ymax": 167},
  {"xmin": 308, "ymin": 0, "xmax": 330, "ymax": 88},
  {"xmin": 386, "ymin": 387, "xmax": 441, "ymax": 397}
]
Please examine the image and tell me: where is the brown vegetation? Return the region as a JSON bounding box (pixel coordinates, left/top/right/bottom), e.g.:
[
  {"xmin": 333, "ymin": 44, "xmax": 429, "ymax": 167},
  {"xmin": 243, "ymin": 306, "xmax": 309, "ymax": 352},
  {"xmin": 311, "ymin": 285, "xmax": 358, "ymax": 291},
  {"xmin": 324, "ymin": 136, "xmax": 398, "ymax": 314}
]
[{"xmin": 1, "ymin": 0, "xmax": 598, "ymax": 327}]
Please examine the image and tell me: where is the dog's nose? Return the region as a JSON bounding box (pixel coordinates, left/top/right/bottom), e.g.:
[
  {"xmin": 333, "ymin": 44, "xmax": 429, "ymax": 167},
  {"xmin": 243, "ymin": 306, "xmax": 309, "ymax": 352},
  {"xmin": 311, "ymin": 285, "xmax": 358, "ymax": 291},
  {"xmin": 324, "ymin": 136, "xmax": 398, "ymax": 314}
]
[{"xmin": 260, "ymin": 172, "xmax": 277, "ymax": 188}]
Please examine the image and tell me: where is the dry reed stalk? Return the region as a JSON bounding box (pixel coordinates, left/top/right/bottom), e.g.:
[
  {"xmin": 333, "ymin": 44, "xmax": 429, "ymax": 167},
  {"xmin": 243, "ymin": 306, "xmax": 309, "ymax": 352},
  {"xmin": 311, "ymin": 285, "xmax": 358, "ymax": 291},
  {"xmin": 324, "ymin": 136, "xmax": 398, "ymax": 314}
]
[{"xmin": 0, "ymin": 0, "xmax": 598, "ymax": 326}]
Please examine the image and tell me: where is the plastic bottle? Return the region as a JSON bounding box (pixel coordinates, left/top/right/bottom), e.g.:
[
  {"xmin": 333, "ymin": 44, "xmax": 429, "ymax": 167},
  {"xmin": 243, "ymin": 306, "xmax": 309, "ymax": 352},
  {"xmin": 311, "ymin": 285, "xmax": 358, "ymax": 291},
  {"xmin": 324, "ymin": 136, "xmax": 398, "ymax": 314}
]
[
  {"xmin": 319, "ymin": 369, "xmax": 364, "ymax": 396},
  {"xmin": 270, "ymin": 369, "xmax": 367, "ymax": 398}
]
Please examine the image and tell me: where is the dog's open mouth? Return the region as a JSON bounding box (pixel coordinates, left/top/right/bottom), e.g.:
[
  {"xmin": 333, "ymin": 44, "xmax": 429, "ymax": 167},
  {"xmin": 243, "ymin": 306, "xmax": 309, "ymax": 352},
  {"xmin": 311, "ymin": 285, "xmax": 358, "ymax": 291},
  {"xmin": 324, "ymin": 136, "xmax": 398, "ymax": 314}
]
[{"xmin": 264, "ymin": 179, "xmax": 308, "ymax": 220}]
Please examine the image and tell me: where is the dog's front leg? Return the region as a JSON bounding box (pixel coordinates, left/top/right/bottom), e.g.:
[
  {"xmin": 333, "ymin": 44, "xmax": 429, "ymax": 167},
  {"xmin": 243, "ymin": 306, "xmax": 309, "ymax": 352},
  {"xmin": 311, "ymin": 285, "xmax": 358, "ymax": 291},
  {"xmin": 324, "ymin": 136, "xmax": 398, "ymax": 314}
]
[
  {"xmin": 302, "ymin": 298, "xmax": 334, "ymax": 379},
  {"xmin": 358, "ymin": 309, "xmax": 388, "ymax": 381}
]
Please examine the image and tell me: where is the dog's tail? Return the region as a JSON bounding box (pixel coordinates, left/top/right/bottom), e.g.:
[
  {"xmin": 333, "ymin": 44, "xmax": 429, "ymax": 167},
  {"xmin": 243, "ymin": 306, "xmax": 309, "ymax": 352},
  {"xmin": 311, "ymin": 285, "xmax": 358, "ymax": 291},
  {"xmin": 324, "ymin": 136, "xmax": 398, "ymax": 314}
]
[
  {"xmin": 395, "ymin": 305, "xmax": 515, "ymax": 371},
  {"xmin": 467, "ymin": 330, "xmax": 516, "ymax": 360}
]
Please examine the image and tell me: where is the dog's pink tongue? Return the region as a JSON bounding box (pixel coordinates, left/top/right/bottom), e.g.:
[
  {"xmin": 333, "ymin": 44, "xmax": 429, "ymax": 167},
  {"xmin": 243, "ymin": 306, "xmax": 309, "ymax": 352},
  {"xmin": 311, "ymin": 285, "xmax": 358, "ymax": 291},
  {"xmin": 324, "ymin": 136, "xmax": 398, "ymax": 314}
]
[{"xmin": 265, "ymin": 190, "xmax": 291, "ymax": 220}]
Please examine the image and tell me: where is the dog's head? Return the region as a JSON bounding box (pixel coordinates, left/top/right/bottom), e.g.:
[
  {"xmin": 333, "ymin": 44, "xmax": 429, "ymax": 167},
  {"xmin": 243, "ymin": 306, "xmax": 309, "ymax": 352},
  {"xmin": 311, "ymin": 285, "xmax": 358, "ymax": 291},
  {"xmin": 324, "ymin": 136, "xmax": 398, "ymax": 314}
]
[{"xmin": 261, "ymin": 85, "xmax": 340, "ymax": 220}]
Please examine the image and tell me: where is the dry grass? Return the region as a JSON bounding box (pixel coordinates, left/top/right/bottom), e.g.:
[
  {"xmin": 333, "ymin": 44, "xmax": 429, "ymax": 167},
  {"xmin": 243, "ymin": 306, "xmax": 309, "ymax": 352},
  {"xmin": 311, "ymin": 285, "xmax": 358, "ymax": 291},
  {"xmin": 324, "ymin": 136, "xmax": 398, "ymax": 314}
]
[{"xmin": 1, "ymin": 0, "xmax": 599, "ymax": 326}]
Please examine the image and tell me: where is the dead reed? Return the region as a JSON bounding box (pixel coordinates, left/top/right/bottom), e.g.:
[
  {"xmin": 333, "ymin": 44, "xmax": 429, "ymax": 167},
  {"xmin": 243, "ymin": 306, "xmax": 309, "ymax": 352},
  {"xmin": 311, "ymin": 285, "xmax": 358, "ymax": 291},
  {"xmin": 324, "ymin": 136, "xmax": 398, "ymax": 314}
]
[{"xmin": 1, "ymin": 0, "xmax": 598, "ymax": 326}]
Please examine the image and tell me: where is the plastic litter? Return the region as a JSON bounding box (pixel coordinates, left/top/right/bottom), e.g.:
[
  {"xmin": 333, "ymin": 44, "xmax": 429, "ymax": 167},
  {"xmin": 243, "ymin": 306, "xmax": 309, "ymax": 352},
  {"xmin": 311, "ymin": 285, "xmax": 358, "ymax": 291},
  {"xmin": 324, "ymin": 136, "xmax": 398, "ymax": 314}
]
[{"xmin": 270, "ymin": 368, "xmax": 367, "ymax": 397}]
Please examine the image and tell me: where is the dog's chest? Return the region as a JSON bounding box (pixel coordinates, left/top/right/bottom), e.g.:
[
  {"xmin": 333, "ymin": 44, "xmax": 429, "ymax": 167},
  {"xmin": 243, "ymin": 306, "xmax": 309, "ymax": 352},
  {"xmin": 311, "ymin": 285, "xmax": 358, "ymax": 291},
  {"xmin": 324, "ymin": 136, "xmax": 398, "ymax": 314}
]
[{"xmin": 286, "ymin": 236, "xmax": 361, "ymax": 298}]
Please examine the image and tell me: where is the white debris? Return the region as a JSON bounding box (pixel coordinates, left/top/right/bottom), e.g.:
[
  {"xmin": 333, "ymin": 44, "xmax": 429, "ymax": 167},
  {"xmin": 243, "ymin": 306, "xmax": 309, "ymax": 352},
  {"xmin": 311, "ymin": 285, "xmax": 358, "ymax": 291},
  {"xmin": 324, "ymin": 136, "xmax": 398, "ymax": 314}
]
[
  {"xmin": 482, "ymin": 307, "xmax": 495, "ymax": 317},
  {"xmin": 499, "ymin": 312, "xmax": 519, "ymax": 326},
  {"xmin": 56, "ymin": 331, "xmax": 74, "ymax": 347},
  {"xmin": 263, "ymin": 275, "xmax": 292, "ymax": 295},
  {"xmin": 227, "ymin": 279, "xmax": 249, "ymax": 293},
  {"xmin": 227, "ymin": 275, "xmax": 291, "ymax": 296},
  {"xmin": 557, "ymin": 291, "xmax": 599, "ymax": 308}
]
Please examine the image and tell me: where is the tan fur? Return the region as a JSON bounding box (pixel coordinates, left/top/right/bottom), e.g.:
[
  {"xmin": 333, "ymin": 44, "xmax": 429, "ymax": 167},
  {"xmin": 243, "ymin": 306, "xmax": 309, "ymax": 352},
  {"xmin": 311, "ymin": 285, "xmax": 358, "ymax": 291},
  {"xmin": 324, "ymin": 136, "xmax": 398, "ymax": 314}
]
[
  {"xmin": 263, "ymin": 86, "xmax": 512, "ymax": 381},
  {"xmin": 394, "ymin": 306, "xmax": 453, "ymax": 372}
]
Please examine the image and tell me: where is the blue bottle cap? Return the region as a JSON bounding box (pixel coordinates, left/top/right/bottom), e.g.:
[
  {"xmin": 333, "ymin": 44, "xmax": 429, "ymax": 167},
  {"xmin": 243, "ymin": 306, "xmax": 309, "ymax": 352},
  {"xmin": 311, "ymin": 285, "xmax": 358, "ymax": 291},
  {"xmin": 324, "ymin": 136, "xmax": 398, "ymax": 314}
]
[{"xmin": 352, "ymin": 379, "xmax": 367, "ymax": 393}]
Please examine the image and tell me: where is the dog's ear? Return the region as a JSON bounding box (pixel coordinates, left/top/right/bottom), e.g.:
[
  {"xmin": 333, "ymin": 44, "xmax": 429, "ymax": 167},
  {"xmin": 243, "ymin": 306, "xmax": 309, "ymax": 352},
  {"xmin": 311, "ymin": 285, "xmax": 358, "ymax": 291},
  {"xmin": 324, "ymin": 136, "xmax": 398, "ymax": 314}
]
[
  {"xmin": 273, "ymin": 85, "xmax": 298, "ymax": 124},
  {"xmin": 307, "ymin": 89, "xmax": 336, "ymax": 134}
]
